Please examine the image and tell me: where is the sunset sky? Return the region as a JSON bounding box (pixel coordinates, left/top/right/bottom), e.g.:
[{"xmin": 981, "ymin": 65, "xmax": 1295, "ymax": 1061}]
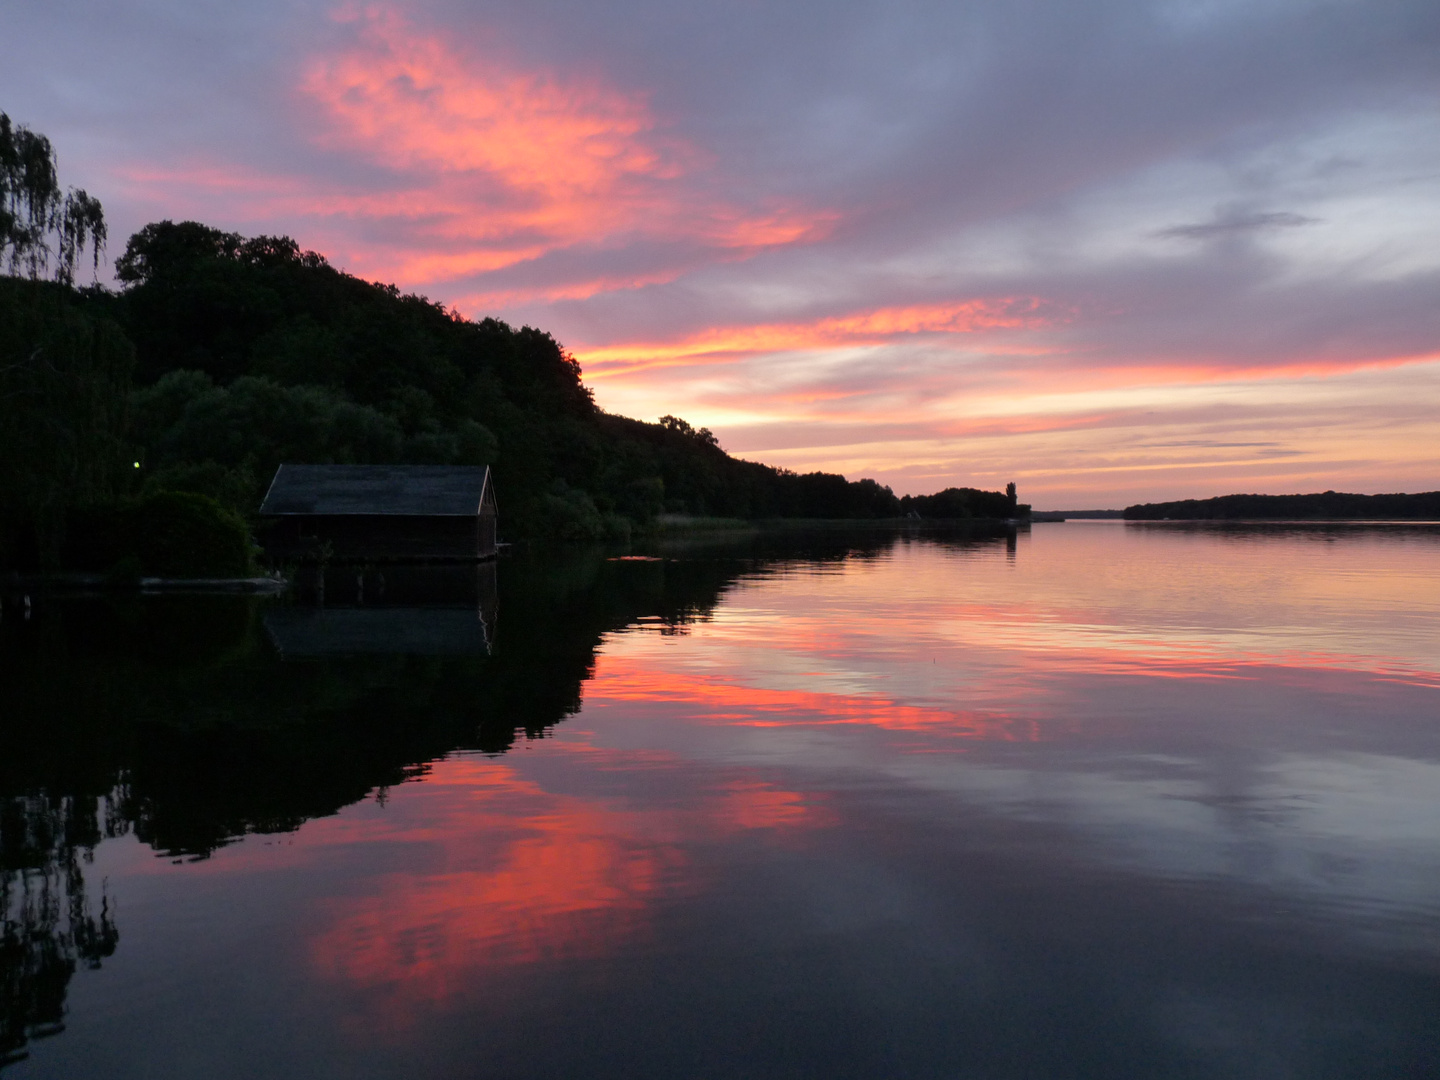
[{"xmin": 7, "ymin": 0, "xmax": 1438, "ymax": 506}]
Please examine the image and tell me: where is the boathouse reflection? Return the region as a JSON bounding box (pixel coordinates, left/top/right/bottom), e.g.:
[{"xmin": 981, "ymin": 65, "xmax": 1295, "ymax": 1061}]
[{"xmin": 264, "ymin": 563, "xmax": 498, "ymax": 658}]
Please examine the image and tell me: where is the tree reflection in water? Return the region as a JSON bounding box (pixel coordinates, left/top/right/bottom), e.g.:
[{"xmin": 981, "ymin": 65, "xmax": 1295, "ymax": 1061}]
[
  {"xmin": 1, "ymin": 793, "xmax": 121, "ymax": 1066},
  {"xmin": 0, "ymin": 525, "xmax": 1018, "ymax": 1065}
]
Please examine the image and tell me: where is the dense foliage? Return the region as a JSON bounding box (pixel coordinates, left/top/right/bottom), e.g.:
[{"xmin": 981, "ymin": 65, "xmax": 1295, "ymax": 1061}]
[
  {"xmin": 63, "ymin": 492, "xmax": 254, "ymax": 578},
  {"xmin": 1124, "ymin": 491, "xmax": 1440, "ymax": 520},
  {"xmin": 0, "ymin": 279, "xmax": 134, "ymax": 568}
]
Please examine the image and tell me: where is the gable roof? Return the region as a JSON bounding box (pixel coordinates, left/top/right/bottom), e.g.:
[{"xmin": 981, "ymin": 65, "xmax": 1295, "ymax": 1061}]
[{"xmin": 259, "ymin": 465, "xmax": 491, "ymax": 517}]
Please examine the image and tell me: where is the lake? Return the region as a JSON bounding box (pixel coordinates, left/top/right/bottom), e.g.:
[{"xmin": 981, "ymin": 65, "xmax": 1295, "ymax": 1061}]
[{"xmin": 3, "ymin": 522, "xmax": 1439, "ymax": 1078}]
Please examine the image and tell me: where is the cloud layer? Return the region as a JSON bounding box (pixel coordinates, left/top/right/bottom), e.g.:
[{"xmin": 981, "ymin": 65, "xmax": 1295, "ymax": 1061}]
[{"xmin": 6, "ymin": 0, "xmax": 1439, "ymax": 504}]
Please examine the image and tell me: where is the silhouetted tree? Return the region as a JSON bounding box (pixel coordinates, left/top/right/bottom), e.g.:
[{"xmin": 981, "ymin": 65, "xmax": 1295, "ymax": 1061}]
[
  {"xmin": 659, "ymin": 414, "xmax": 720, "ymax": 449},
  {"xmin": 0, "ymin": 113, "xmax": 106, "ymax": 285}
]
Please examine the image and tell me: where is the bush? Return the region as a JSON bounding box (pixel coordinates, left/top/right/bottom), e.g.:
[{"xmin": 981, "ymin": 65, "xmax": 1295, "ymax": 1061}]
[
  {"xmin": 533, "ymin": 482, "xmax": 607, "ymax": 541},
  {"xmin": 141, "ymin": 460, "xmax": 259, "ymax": 510},
  {"xmin": 64, "ymin": 491, "xmax": 254, "ymax": 578}
]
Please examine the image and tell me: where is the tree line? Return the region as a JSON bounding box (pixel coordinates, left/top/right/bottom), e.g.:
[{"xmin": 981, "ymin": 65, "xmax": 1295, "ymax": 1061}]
[
  {"xmin": 1124, "ymin": 492, "xmax": 1440, "ymax": 520},
  {"xmin": 1, "ymin": 113, "xmax": 1026, "ymax": 572}
]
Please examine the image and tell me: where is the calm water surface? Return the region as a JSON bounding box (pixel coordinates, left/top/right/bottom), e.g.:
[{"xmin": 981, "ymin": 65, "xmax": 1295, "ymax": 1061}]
[{"xmin": 3, "ymin": 523, "xmax": 1439, "ymax": 1078}]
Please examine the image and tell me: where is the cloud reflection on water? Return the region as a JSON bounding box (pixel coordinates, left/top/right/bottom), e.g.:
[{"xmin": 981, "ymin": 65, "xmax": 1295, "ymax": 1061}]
[
  {"xmin": 285, "ymin": 525, "xmax": 1440, "ymax": 1030},
  {"xmin": 303, "ymin": 755, "xmax": 822, "ymax": 1025},
  {"xmin": 6, "ymin": 526, "xmax": 1438, "ymax": 1076}
]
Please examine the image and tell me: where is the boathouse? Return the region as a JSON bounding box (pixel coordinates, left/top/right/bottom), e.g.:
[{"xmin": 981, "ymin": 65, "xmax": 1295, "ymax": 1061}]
[{"xmin": 259, "ymin": 464, "xmax": 497, "ymax": 562}]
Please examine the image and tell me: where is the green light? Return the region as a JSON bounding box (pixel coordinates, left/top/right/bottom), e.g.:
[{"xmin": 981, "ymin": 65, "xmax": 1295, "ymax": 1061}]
[{"xmin": 133, "ymin": 461, "xmax": 141, "ymax": 468}]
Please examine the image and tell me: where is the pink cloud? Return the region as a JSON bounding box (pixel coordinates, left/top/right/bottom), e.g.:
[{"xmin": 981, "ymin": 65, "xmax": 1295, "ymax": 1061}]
[
  {"xmin": 297, "ymin": 7, "xmax": 831, "ymax": 285},
  {"xmin": 576, "ymin": 296, "xmax": 1060, "ymax": 375},
  {"xmin": 109, "ymin": 6, "xmax": 832, "ymax": 300}
]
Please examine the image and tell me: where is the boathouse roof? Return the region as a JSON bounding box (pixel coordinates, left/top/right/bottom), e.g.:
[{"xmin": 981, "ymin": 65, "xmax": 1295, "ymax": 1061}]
[{"xmin": 259, "ymin": 465, "xmax": 492, "ymax": 517}]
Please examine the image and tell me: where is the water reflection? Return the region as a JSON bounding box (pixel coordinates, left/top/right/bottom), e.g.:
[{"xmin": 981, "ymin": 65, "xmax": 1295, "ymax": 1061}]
[
  {"xmin": 1, "ymin": 794, "xmax": 120, "ymax": 1067},
  {"xmin": 265, "ymin": 564, "xmax": 499, "ymax": 657},
  {"xmin": 0, "ymin": 538, "xmax": 894, "ymax": 1063},
  {"xmin": 2, "ymin": 523, "xmax": 1438, "ymax": 1077}
]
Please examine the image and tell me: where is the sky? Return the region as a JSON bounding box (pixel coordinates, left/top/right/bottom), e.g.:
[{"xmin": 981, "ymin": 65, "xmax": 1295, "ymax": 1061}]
[{"xmin": 6, "ymin": 0, "xmax": 1439, "ymax": 506}]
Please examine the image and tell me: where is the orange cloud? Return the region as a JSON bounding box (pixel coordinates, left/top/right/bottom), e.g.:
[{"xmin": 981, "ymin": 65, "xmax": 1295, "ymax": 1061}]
[
  {"xmin": 303, "ymin": 11, "xmax": 672, "ymax": 238},
  {"xmin": 289, "ymin": 6, "xmax": 831, "ymax": 288},
  {"xmin": 110, "ymin": 7, "xmax": 832, "ymax": 298},
  {"xmin": 577, "ymin": 297, "xmax": 1058, "ymax": 374}
]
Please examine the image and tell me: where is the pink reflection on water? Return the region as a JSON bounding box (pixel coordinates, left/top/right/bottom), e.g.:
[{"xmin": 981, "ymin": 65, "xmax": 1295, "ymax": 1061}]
[
  {"xmin": 304, "ymin": 754, "xmax": 820, "ymax": 1028},
  {"xmin": 587, "ymin": 657, "xmax": 1036, "ymax": 739},
  {"xmin": 296, "ymin": 527, "xmax": 1440, "ymax": 1027}
]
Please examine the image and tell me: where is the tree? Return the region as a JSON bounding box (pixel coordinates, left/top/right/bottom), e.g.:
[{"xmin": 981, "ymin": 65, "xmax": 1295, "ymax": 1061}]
[
  {"xmin": 0, "ymin": 113, "xmax": 106, "ymax": 285},
  {"xmin": 0, "ymin": 282, "xmax": 135, "ymax": 568},
  {"xmin": 658, "ymin": 414, "xmax": 720, "ymax": 449}
]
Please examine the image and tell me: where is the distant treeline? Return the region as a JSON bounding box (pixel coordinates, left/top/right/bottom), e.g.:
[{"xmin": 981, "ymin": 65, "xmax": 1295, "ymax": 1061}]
[{"xmin": 1124, "ymin": 491, "xmax": 1440, "ymax": 521}]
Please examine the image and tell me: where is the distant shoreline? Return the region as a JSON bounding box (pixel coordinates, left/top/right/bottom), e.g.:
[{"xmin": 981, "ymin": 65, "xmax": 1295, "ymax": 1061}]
[
  {"xmin": 1124, "ymin": 491, "xmax": 1440, "ymax": 521},
  {"xmin": 1126, "ymin": 518, "xmax": 1440, "ymax": 526},
  {"xmin": 1030, "ymin": 510, "xmax": 1125, "ymax": 521},
  {"xmin": 655, "ymin": 514, "xmax": 1030, "ymax": 533}
]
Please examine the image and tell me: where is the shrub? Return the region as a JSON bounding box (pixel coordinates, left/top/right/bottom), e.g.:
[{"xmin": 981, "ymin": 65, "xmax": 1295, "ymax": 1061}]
[
  {"xmin": 533, "ymin": 482, "xmax": 606, "ymax": 541},
  {"xmin": 64, "ymin": 491, "xmax": 254, "ymax": 578}
]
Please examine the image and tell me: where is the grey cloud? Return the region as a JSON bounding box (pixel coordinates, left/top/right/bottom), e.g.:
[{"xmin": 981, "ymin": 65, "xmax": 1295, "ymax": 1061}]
[{"xmin": 1156, "ymin": 211, "xmax": 1319, "ymax": 240}]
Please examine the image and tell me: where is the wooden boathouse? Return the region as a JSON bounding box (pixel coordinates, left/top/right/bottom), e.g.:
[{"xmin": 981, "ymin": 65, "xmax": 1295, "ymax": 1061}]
[{"xmin": 260, "ymin": 465, "xmax": 497, "ymax": 562}]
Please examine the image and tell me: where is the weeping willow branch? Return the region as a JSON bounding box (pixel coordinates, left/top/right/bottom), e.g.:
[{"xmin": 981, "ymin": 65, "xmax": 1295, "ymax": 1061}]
[{"xmin": 0, "ymin": 113, "xmax": 106, "ymax": 285}]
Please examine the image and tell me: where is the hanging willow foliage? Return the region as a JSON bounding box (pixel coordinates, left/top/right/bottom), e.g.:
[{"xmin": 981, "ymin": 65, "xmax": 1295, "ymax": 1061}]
[{"xmin": 0, "ymin": 112, "xmax": 106, "ymax": 285}]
